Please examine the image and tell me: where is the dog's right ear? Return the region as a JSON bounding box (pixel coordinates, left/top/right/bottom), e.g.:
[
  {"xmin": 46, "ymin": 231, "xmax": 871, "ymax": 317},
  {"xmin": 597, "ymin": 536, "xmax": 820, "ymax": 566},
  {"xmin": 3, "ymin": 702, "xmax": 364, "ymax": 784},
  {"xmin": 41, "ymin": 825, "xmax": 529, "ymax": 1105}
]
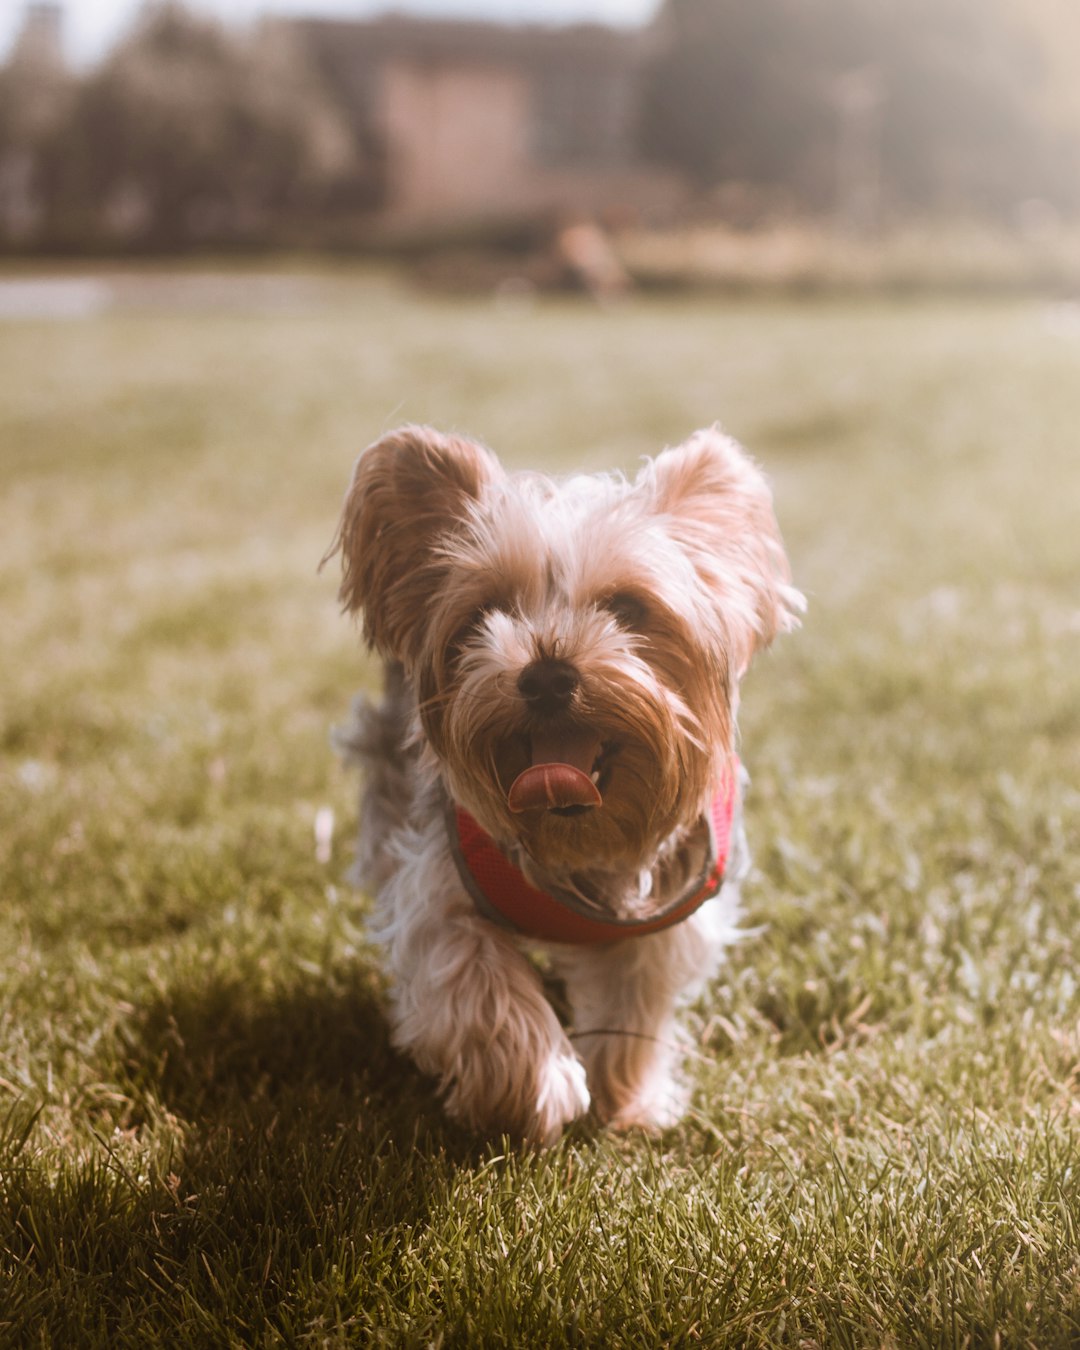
[{"xmin": 322, "ymin": 425, "xmax": 502, "ymax": 662}]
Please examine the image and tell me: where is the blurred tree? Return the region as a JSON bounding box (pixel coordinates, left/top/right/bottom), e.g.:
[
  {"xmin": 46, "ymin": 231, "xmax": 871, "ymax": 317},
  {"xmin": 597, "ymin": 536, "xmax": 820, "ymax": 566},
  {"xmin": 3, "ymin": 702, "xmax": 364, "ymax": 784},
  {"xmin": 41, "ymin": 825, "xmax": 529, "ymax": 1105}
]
[
  {"xmin": 641, "ymin": 0, "xmax": 1079, "ymax": 222},
  {"xmin": 32, "ymin": 2, "xmax": 373, "ymax": 250},
  {"xmin": 640, "ymin": 0, "xmax": 826, "ymax": 200},
  {"xmin": 0, "ymin": 3, "xmax": 73, "ymax": 243}
]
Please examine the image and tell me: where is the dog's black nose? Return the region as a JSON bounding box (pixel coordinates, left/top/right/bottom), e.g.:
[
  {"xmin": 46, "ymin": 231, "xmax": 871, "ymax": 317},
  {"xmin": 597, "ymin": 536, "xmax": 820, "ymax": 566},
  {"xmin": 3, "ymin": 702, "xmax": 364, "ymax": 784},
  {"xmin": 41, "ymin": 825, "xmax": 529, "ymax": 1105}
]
[{"xmin": 518, "ymin": 660, "xmax": 580, "ymax": 715}]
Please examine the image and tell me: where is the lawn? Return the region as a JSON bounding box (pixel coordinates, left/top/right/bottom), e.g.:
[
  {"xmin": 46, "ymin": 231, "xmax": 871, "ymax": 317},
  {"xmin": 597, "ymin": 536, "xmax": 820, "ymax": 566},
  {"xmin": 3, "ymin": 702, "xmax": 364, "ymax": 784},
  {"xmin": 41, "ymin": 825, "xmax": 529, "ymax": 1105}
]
[{"xmin": 1, "ymin": 268, "xmax": 1079, "ymax": 1346}]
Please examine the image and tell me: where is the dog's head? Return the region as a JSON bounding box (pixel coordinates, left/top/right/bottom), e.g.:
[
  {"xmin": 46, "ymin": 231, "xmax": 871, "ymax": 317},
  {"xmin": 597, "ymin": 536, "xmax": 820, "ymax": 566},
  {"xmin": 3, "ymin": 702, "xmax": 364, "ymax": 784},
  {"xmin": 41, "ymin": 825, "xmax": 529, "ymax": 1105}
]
[{"xmin": 327, "ymin": 425, "xmax": 801, "ymax": 871}]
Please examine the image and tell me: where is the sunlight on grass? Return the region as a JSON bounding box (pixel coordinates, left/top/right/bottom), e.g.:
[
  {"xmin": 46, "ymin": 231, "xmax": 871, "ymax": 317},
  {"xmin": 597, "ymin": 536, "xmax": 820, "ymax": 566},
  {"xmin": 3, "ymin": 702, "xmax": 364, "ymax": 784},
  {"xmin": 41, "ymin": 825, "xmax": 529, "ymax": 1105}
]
[{"xmin": 2, "ymin": 269, "xmax": 1079, "ymax": 1345}]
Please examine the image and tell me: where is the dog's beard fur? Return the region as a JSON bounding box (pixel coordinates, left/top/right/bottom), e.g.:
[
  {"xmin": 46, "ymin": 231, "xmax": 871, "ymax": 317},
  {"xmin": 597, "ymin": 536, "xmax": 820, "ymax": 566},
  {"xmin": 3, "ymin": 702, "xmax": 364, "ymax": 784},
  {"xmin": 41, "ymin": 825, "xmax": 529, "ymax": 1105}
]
[{"xmin": 326, "ymin": 424, "xmax": 801, "ymax": 1141}]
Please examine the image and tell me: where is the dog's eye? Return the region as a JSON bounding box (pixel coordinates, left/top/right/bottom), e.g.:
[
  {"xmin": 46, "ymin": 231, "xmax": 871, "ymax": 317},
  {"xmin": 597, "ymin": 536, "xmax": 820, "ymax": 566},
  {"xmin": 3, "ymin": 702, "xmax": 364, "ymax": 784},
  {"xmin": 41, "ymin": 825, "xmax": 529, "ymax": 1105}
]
[{"xmin": 603, "ymin": 592, "xmax": 648, "ymax": 630}]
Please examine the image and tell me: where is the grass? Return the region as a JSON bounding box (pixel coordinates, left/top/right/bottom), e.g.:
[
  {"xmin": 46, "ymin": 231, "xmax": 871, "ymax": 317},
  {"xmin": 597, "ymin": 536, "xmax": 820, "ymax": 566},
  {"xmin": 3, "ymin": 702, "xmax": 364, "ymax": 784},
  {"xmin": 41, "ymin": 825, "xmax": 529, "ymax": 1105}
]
[{"xmin": 1, "ymin": 267, "xmax": 1080, "ymax": 1345}]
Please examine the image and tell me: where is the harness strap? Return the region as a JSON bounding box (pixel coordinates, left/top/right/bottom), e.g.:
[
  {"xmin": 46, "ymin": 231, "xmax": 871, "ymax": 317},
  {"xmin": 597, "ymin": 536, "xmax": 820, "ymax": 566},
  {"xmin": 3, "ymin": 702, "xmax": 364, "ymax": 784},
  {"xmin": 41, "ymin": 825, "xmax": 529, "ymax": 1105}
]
[{"xmin": 446, "ymin": 761, "xmax": 738, "ymax": 946}]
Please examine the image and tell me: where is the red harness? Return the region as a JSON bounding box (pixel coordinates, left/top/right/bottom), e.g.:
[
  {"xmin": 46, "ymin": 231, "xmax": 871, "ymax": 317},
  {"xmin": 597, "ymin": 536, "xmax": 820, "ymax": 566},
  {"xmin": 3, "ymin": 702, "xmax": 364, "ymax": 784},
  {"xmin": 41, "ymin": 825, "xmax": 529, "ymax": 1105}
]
[{"xmin": 447, "ymin": 762, "xmax": 738, "ymax": 946}]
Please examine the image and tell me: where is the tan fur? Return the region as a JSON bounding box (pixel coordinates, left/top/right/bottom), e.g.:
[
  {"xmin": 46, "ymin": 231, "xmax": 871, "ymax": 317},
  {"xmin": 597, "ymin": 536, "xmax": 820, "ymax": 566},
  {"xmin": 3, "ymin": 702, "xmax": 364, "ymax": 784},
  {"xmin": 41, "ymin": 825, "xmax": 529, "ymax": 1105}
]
[
  {"xmin": 328, "ymin": 424, "xmax": 801, "ymax": 1144},
  {"xmin": 324, "ymin": 425, "xmax": 503, "ymax": 663}
]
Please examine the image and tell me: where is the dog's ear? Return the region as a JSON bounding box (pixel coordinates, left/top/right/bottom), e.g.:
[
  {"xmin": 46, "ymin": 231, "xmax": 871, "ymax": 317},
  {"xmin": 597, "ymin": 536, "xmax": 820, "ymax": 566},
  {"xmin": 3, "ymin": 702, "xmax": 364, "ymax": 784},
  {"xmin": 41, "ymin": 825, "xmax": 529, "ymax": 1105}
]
[
  {"xmin": 323, "ymin": 425, "xmax": 502, "ymax": 662},
  {"xmin": 641, "ymin": 426, "xmax": 804, "ymax": 673}
]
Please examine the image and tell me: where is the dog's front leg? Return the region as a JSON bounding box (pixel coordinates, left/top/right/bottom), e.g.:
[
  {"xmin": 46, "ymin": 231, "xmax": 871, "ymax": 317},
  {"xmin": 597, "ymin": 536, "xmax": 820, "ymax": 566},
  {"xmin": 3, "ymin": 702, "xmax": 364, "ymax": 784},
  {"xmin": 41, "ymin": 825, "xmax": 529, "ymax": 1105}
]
[
  {"xmin": 374, "ymin": 832, "xmax": 590, "ymax": 1145},
  {"xmin": 554, "ymin": 913, "xmax": 724, "ymax": 1131}
]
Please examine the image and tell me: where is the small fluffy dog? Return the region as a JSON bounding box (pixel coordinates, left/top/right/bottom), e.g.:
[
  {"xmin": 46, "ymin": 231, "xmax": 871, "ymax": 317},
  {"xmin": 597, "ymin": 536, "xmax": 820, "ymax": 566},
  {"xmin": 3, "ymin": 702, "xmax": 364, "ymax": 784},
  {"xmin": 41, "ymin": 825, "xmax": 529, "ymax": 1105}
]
[{"xmin": 325, "ymin": 424, "xmax": 801, "ymax": 1144}]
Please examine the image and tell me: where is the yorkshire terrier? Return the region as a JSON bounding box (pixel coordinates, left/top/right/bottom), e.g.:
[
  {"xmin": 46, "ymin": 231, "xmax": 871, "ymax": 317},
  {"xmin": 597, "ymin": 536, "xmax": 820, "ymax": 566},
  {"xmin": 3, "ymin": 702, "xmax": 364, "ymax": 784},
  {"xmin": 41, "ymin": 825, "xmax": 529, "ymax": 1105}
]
[{"xmin": 325, "ymin": 425, "xmax": 801, "ymax": 1144}]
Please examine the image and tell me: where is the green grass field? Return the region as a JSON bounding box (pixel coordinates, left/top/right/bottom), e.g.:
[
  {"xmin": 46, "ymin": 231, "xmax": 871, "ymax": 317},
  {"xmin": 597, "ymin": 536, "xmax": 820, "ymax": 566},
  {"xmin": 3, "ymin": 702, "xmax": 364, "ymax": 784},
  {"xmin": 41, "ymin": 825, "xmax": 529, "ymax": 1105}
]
[{"xmin": 2, "ymin": 269, "xmax": 1079, "ymax": 1346}]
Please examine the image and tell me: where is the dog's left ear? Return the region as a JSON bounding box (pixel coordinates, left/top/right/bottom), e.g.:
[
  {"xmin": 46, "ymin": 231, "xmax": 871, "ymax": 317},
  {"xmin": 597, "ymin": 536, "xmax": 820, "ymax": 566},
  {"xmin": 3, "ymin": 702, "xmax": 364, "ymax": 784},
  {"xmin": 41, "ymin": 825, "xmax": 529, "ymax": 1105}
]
[
  {"xmin": 642, "ymin": 426, "xmax": 804, "ymax": 673},
  {"xmin": 322, "ymin": 424, "xmax": 503, "ymax": 663}
]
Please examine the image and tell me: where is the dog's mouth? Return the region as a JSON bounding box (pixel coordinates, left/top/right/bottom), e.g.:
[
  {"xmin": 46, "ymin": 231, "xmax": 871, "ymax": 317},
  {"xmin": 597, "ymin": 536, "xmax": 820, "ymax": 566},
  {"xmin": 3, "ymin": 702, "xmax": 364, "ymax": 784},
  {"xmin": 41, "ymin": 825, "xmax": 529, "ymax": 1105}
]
[{"xmin": 506, "ymin": 729, "xmax": 618, "ymax": 817}]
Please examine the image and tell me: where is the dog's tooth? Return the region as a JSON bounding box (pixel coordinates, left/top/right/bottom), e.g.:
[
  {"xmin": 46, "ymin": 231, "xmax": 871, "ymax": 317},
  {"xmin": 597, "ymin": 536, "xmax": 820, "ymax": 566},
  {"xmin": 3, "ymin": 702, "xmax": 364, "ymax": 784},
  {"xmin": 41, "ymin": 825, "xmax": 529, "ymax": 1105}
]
[{"xmin": 590, "ymin": 770, "xmax": 600, "ymax": 784}]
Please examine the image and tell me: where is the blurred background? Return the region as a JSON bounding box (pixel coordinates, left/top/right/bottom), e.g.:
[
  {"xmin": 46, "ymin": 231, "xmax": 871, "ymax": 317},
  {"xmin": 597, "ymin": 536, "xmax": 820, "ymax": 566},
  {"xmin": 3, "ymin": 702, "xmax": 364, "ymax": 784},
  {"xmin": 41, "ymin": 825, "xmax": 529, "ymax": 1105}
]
[
  {"xmin": 2, "ymin": 0, "xmax": 1080, "ymax": 291},
  {"xmin": 3, "ymin": 11, "xmax": 1080, "ymax": 1331}
]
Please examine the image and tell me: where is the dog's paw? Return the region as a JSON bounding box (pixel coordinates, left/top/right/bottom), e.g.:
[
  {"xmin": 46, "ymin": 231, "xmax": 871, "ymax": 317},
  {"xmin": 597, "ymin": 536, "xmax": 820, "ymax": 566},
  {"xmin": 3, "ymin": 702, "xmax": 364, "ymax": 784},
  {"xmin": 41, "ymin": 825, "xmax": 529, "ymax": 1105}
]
[
  {"xmin": 440, "ymin": 1037, "xmax": 590, "ymax": 1146},
  {"xmin": 605, "ymin": 1076, "xmax": 689, "ymax": 1134},
  {"xmin": 531, "ymin": 1048, "xmax": 591, "ymax": 1146},
  {"xmin": 583, "ymin": 1036, "xmax": 690, "ymax": 1134}
]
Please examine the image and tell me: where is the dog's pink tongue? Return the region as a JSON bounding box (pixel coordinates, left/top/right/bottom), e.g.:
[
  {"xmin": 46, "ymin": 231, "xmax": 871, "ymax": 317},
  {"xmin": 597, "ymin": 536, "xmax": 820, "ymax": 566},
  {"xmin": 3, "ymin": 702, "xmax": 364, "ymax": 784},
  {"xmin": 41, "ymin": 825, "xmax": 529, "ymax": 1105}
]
[{"xmin": 507, "ymin": 729, "xmax": 602, "ymax": 814}]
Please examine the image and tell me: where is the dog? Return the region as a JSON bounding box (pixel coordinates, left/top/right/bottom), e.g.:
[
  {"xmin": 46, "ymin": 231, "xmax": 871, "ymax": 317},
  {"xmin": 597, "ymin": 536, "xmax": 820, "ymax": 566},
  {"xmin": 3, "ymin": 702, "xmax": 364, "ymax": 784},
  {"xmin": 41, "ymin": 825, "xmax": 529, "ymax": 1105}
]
[{"xmin": 324, "ymin": 424, "xmax": 801, "ymax": 1145}]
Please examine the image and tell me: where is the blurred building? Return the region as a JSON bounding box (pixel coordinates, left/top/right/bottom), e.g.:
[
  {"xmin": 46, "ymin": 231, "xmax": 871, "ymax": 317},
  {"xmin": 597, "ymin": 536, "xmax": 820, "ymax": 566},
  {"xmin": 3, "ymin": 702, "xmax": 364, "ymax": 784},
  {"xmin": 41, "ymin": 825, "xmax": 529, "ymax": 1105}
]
[{"xmin": 293, "ymin": 15, "xmax": 684, "ymax": 228}]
